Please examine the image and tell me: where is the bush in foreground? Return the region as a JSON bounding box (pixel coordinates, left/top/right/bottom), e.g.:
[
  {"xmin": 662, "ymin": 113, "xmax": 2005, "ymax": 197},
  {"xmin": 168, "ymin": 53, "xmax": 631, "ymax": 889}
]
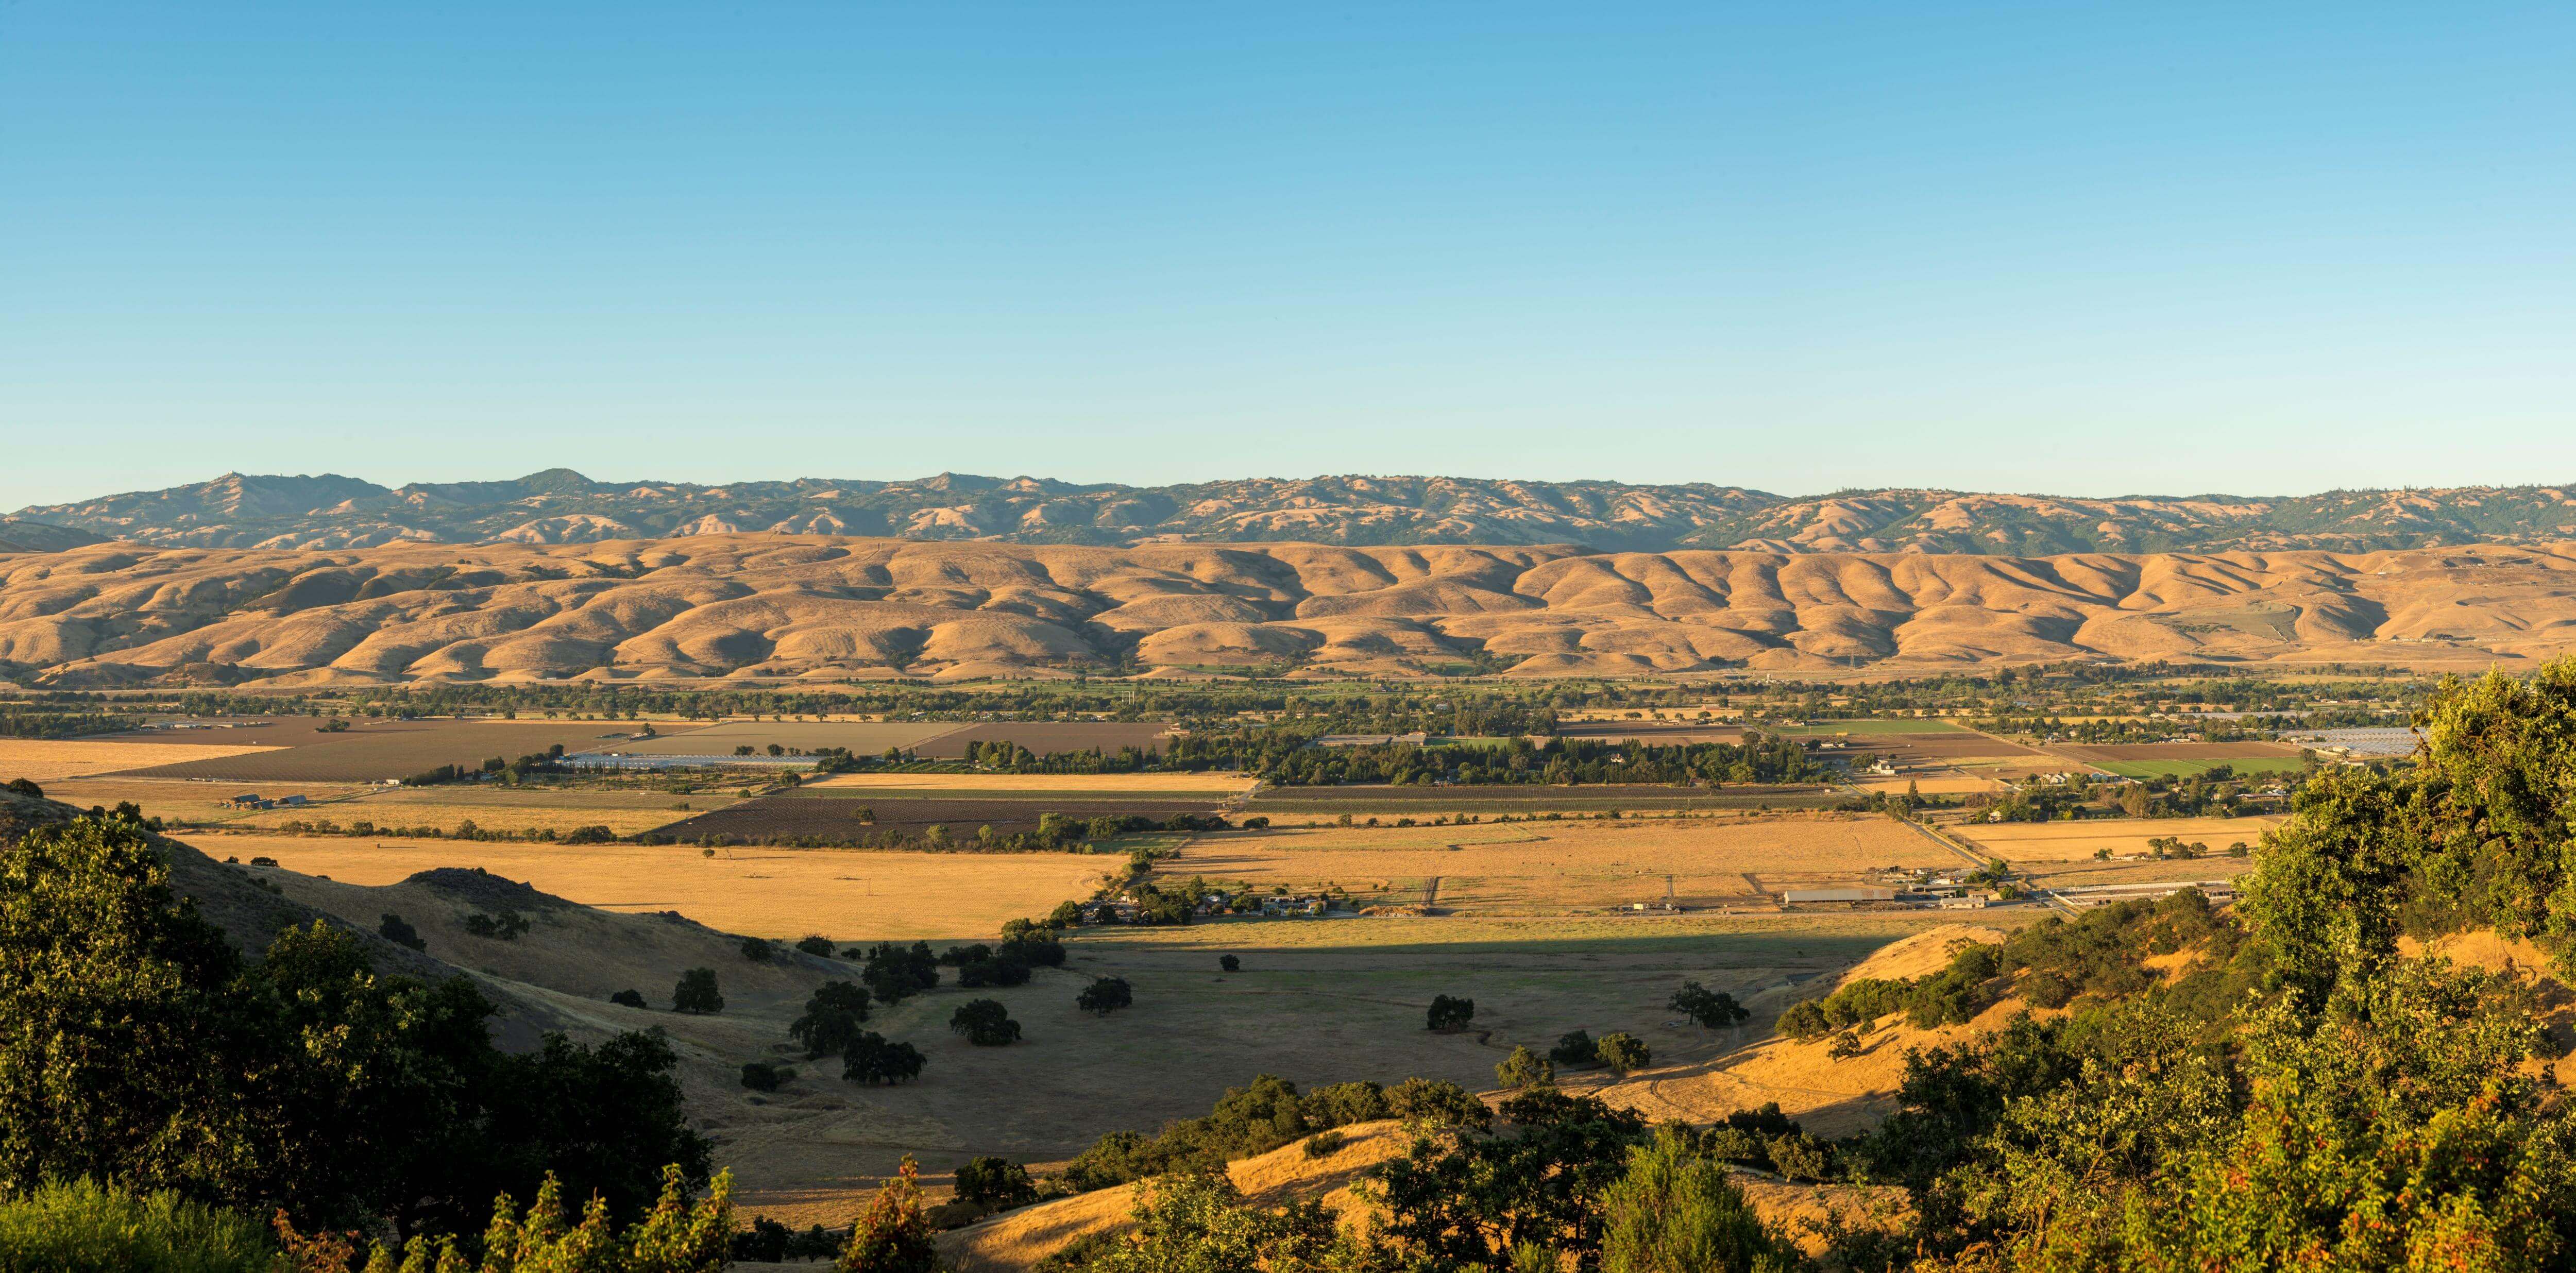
[{"xmin": 0, "ymin": 1179, "xmax": 276, "ymax": 1273}]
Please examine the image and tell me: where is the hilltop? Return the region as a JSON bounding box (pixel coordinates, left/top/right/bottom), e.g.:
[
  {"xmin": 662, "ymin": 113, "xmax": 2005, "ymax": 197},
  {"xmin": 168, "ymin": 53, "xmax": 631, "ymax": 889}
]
[
  {"xmin": 16, "ymin": 470, "xmax": 2576, "ymax": 554},
  {"xmin": 8, "ymin": 535, "xmax": 2575, "ymax": 684}
]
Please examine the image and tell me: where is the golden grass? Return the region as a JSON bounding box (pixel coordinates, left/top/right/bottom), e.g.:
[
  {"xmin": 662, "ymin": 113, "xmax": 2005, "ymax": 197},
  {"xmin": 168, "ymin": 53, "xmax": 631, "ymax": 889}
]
[
  {"xmin": 939, "ymin": 1123, "xmax": 1410, "ymax": 1272},
  {"xmin": 171, "ymin": 833, "xmax": 1113, "ymax": 940},
  {"xmin": 807, "ymin": 772, "xmax": 1257, "ymax": 796},
  {"xmin": 1592, "ymin": 924, "xmax": 2015, "ymax": 1138},
  {"xmin": 1951, "ymin": 816, "xmax": 2285, "ymax": 862},
  {"xmin": 1165, "ymin": 815, "xmax": 1947, "ymax": 913},
  {"xmin": 0, "ymin": 739, "xmax": 280, "ymax": 783}
]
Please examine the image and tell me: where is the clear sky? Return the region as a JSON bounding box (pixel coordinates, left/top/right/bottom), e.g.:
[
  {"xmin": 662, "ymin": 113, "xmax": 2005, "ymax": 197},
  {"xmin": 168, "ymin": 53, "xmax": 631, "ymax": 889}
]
[{"xmin": 7, "ymin": 2, "xmax": 2573, "ymax": 513}]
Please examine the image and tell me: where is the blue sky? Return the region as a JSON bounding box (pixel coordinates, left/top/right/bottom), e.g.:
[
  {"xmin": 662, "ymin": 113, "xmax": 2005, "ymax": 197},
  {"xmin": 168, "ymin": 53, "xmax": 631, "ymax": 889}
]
[{"xmin": 6, "ymin": 2, "xmax": 2573, "ymax": 512}]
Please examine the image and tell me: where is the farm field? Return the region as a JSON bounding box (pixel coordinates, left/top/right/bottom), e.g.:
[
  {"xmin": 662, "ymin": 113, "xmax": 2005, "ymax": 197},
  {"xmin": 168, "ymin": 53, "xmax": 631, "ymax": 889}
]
[
  {"xmin": 1853, "ymin": 775, "xmax": 2004, "ymax": 795},
  {"xmin": 591, "ymin": 719, "xmax": 1178, "ymax": 760},
  {"xmin": 2088, "ymin": 756, "xmax": 2306, "ymax": 779},
  {"xmin": 108, "ymin": 719, "xmax": 689, "ymax": 782},
  {"xmin": 1244, "ymin": 784, "xmax": 1841, "ymax": 817},
  {"xmin": 323, "ymin": 787, "xmax": 740, "ymax": 836},
  {"xmin": 0, "ymin": 738, "xmax": 281, "ymax": 783},
  {"xmin": 1552, "ymin": 722, "xmax": 1745, "ymax": 743},
  {"xmin": 2013, "ymin": 854, "xmax": 2258, "ymax": 890},
  {"xmin": 805, "ymin": 772, "xmax": 1257, "ymax": 797},
  {"xmin": 1838, "ymin": 732, "xmax": 2036, "ymax": 760},
  {"xmin": 1950, "ymin": 815, "xmax": 2285, "ymax": 862},
  {"xmin": 1770, "ymin": 719, "xmax": 1972, "ymax": 736},
  {"xmin": 2055, "ymin": 742, "xmax": 2307, "ymax": 762},
  {"xmin": 604, "ymin": 720, "xmax": 971, "ymax": 756},
  {"xmin": 184, "ymin": 833, "xmax": 1112, "ymax": 940},
  {"xmin": 39, "ymin": 777, "xmax": 379, "ymax": 822},
  {"xmin": 1166, "ymin": 815, "xmax": 1950, "ymax": 913},
  {"xmin": 651, "ymin": 790, "xmax": 1220, "ymax": 841}
]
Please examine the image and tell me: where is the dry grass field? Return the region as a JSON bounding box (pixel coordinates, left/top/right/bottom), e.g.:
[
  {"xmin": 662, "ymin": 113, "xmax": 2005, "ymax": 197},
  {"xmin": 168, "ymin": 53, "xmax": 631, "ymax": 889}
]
[
  {"xmin": 1167, "ymin": 815, "xmax": 1949, "ymax": 912},
  {"xmin": 1950, "ymin": 815, "xmax": 2285, "ymax": 862},
  {"xmin": 0, "ymin": 738, "xmax": 281, "ymax": 783},
  {"xmin": 171, "ymin": 833, "xmax": 1113, "ymax": 940},
  {"xmin": 1594, "ymin": 924, "xmax": 2021, "ymax": 1138},
  {"xmin": 242, "ymin": 829, "xmax": 1989, "ymax": 1241}
]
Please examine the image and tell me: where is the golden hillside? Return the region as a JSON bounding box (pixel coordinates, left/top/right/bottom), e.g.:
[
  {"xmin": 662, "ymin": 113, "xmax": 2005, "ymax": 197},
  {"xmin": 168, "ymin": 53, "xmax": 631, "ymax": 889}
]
[{"xmin": 7, "ymin": 535, "xmax": 2576, "ymax": 683}]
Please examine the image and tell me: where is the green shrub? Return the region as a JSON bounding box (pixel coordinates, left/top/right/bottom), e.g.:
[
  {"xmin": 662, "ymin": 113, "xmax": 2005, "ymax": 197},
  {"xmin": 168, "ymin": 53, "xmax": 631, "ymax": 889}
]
[
  {"xmin": 0, "ymin": 1180, "xmax": 277, "ymax": 1273},
  {"xmin": 1594, "ymin": 1032, "xmax": 1651, "ymax": 1075}
]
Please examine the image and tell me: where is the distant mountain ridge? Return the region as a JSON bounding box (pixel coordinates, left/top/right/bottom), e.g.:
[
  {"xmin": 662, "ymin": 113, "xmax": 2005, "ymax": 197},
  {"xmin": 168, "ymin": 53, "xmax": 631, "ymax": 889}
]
[{"xmin": 15, "ymin": 470, "xmax": 2576, "ymax": 555}]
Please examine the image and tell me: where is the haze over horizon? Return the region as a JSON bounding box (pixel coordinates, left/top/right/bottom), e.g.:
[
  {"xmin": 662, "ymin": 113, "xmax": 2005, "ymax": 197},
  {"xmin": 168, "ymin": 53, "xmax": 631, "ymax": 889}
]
[{"xmin": 9, "ymin": 2, "xmax": 2575, "ymax": 512}]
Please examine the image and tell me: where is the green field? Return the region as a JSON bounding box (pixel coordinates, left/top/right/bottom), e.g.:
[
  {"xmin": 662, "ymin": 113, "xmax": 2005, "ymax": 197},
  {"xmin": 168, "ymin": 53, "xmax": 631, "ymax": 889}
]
[{"xmin": 2092, "ymin": 756, "xmax": 2307, "ymax": 779}]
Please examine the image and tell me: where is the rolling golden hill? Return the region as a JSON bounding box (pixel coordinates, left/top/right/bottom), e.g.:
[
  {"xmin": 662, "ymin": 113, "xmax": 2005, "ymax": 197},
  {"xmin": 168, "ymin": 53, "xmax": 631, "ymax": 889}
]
[{"xmin": 5, "ymin": 535, "xmax": 2575, "ymax": 684}]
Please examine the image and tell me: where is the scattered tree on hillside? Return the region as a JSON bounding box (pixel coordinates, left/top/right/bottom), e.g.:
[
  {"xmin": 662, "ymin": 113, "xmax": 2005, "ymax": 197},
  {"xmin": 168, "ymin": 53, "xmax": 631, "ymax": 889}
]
[
  {"xmin": 1387, "ymin": 1077, "xmax": 1491, "ymax": 1130},
  {"xmin": 1594, "ymin": 1033, "xmax": 1651, "ymax": 1075},
  {"xmin": 1077, "ymin": 976, "xmax": 1133, "ymax": 1016},
  {"xmin": 1550, "ymin": 1029, "xmax": 1597, "ymax": 1069},
  {"xmin": 1426, "ymin": 994, "xmax": 1476, "ymax": 1032},
  {"xmin": 1668, "ymin": 981, "xmax": 1750, "ymax": 1030},
  {"xmin": 609, "ymin": 989, "xmax": 647, "ymax": 1009},
  {"xmin": 841, "ymin": 1033, "xmax": 925, "ymax": 1086},
  {"xmin": 1496, "ymin": 1045, "xmax": 1555, "ymax": 1091},
  {"xmin": 740, "ymin": 936, "xmax": 773, "ymax": 963},
  {"xmin": 789, "ymin": 981, "xmax": 872, "ymax": 1059},
  {"xmin": 794, "ymin": 934, "xmax": 836, "ymax": 957},
  {"xmin": 1219, "ymin": 954, "xmax": 1242, "ymax": 973},
  {"xmin": 953, "ymin": 1156, "xmax": 1037, "ymax": 1210},
  {"xmin": 858, "ymin": 941, "xmax": 940, "ymax": 1004},
  {"xmin": 461, "ymin": 910, "xmax": 528, "ymax": 940},
  {"xmin": 672, "ymin": 968, "xmax": 723, "ymax": 1015},
  {"xmin": 377, "ymin": 912, "xmax": 426, "ymax": 951},
  {"xmin": 949, "ymin": 998, "xmax": 1021, "ymax": 1046}
]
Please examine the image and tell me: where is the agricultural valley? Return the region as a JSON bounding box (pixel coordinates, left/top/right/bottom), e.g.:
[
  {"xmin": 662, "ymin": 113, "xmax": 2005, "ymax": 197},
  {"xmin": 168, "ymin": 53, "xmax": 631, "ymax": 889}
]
[{"xmin": 6, "ymin": 493, "xmax": 2576, "ymax": 1270}]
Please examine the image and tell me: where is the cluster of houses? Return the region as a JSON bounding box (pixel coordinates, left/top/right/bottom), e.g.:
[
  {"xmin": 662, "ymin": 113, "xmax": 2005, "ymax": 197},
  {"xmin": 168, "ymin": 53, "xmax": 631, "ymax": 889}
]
[
  {"xmin": 1077, "ymin": 889, "xmax": 1337, "ymax": 925},
  {"xmin": 220, "ymin": 792, "xmax": 308, "ymax": 811}
]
